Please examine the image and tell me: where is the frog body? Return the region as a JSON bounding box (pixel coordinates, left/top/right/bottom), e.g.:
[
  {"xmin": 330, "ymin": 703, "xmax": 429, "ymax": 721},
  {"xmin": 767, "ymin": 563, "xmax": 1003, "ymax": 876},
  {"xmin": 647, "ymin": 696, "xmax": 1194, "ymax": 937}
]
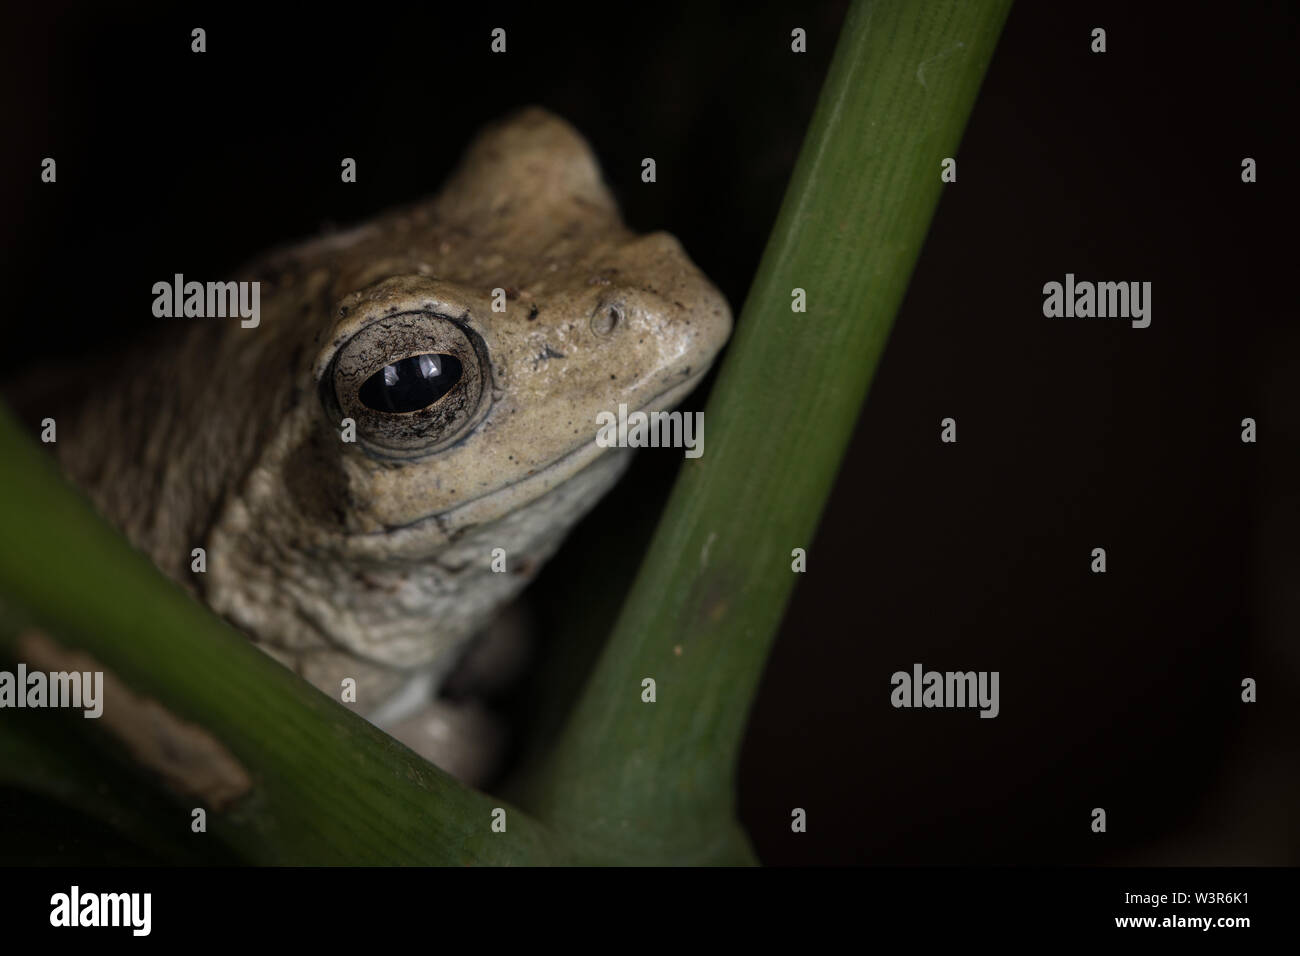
[{"xmin": 45, "ymin": 108, "xmax": 731, "ymax": 780}]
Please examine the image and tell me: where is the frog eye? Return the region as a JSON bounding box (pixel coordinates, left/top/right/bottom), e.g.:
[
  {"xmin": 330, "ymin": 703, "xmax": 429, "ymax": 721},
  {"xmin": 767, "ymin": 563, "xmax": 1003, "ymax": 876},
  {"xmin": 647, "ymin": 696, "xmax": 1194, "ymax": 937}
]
[
  {"xmin": 323, "ymin": 313, "xmax": 491, "ymax": 458},
  {"xmin": 358, "ymin": 353, "xmax": 464, "ymax": 413}
]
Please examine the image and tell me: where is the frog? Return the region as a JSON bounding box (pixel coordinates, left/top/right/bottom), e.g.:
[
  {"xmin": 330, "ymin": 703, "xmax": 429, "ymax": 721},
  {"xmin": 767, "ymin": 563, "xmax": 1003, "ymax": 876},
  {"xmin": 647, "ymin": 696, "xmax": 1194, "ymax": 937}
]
[{"xmin": 34, "ymin": 107, "xmax": 732, "ymax": 784}]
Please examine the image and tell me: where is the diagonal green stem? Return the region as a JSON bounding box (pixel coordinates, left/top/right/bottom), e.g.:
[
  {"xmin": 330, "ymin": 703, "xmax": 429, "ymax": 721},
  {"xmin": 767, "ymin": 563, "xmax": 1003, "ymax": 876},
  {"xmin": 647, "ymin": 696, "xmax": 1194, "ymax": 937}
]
[
  {"xmin": 0, "ymin": 407, "xmax": 558, "ymax": 865},
  {"xmin": 515, "ymin": 0, "xmax": 1013, "ymax": 863}
]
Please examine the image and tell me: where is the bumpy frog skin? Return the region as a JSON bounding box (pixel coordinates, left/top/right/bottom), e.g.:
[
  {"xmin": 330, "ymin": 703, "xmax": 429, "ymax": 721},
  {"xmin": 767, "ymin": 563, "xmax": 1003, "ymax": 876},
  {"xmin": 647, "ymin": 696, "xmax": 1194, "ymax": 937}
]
[{"xmin": 51, "ymin": 108, "xmax": 731, "ymax": 781}]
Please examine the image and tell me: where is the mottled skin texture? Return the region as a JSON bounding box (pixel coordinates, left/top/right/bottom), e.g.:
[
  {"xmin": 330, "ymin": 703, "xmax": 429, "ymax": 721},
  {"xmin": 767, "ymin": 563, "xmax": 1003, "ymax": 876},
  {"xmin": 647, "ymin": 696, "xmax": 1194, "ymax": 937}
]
[{"xmin": 50, "ymin": 108, "xmax": 731, "ymax": 782}]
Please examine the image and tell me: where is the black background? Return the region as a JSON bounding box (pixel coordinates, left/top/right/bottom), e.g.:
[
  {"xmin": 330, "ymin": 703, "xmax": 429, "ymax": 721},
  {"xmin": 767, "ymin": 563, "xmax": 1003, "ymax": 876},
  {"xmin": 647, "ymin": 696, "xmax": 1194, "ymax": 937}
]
[{"xmin": 2, "ymin": 1, "xmax": 1297, "ymax": 865}]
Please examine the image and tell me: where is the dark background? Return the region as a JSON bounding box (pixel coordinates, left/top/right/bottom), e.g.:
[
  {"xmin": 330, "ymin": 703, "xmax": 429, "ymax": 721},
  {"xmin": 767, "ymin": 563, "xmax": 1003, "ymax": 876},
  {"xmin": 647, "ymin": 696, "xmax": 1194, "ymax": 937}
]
[{"xmin": 2, "ymin": 1, "xmax": 1296, "ymax": 864}]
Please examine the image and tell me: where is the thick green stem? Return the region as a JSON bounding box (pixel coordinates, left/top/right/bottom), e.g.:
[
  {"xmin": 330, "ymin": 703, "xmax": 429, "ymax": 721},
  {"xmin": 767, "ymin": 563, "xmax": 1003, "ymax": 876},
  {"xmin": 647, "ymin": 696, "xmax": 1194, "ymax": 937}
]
[
  {"xmin": 515, "ymin": 0, "xmax": 1013, "ymax": 863},
  {"xmin": 0, "ymin": 408, "xmax": 556, "ymax": 864}
]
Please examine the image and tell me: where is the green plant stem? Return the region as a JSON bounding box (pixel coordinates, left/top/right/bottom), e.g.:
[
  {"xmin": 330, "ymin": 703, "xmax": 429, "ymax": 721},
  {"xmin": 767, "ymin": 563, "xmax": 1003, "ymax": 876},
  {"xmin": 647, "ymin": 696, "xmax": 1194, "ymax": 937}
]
[
  {"xmin": 0, "ymin": 407, "xmax": 557, "ymax": 864},
  {"xmin": 516, "ymin": 0, "xmax": 1013, "ymax": 863}
]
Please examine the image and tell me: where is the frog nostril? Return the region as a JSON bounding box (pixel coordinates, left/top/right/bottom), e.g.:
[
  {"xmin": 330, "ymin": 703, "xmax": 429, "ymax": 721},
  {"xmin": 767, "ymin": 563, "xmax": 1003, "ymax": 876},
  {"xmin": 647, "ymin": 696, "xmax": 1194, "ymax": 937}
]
[{"xmin": 591, "ymin": 301, "xmax": 623, "ymax": 337}]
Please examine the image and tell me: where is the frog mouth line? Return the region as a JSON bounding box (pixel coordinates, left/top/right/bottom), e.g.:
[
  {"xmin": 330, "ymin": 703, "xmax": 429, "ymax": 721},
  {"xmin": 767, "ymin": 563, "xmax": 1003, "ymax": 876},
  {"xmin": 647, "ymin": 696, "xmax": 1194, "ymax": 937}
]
[{"xmin": 363, "ymin": 365, "xmax": 712, "ymax": 540}]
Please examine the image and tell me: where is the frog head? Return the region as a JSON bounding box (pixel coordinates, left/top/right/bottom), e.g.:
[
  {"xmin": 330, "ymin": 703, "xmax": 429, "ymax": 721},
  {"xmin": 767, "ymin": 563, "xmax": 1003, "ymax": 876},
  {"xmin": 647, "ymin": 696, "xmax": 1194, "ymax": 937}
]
[{"xmin": 206, "ymin": 108, "xmax": 731, "ymax": 681}]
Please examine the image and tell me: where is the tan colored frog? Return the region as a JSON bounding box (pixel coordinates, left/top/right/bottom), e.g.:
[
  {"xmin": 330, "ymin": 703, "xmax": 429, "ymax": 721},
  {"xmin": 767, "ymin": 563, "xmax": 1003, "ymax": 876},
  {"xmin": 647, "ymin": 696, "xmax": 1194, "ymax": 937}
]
[{"xmin": 45, "ymin": 108, "xmax": 731, "ymax": 782}]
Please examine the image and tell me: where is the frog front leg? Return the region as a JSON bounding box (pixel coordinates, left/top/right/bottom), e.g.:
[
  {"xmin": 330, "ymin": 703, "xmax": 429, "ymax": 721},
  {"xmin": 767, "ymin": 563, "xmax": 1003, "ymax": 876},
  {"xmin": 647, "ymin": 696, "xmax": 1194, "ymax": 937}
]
[
  {"xmin": 260, "ymin": 641, "xmax": 509, "ymax": 786},
  {"xmin": 380, "ymin": 601, "xmax": 533, "ymax": 785},
  {"xmin": 379, "ymin": 696, "xmax": 508, "ymax": 788}
]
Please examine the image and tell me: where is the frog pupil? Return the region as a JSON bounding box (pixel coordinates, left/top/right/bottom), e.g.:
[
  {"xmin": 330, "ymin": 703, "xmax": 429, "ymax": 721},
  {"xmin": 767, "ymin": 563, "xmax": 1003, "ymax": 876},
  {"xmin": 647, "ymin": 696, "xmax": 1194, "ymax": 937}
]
[{"xmin": 359, "ymin": 353, "xmax": 463, "ymax": 413}]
